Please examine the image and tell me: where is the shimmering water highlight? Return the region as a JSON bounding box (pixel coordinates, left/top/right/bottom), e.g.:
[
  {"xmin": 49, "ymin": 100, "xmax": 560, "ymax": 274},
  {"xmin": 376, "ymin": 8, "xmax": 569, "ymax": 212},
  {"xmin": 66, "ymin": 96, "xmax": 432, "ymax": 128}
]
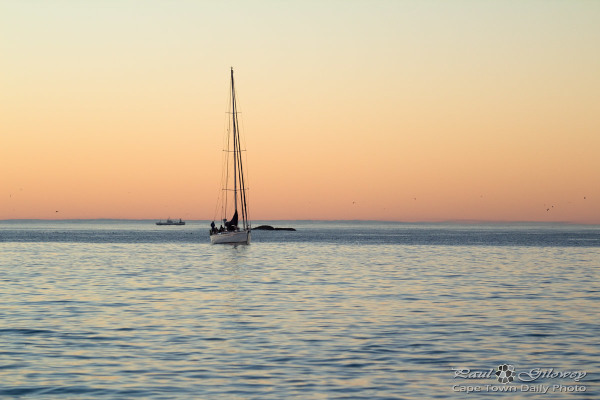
[{"xmin": 1, "ymin": 221, "xmax": 598, "ymax": 398}]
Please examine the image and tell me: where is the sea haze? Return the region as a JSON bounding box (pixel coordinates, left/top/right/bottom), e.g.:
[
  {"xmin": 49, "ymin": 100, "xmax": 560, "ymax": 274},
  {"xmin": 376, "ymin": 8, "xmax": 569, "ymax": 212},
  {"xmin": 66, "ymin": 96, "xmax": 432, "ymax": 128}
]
[{"xmin": 1, "ymin": 220, "xmax": 599, "ymax": 399}]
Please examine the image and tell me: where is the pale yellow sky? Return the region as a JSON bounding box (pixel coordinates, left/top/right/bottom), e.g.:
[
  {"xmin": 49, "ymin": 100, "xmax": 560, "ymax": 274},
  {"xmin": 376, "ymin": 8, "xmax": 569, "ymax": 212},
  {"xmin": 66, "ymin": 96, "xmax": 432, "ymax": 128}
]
[{"xmin": 1, "ymin": 1, "xmax": 599, "ymax": 222}]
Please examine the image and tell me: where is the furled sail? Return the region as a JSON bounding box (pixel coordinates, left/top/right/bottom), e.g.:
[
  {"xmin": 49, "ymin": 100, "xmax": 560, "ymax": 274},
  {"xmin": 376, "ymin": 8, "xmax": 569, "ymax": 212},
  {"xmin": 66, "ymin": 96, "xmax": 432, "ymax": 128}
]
[{"xmin": 229, "ymin": 210, "xmax": 238, "ymax": 229}]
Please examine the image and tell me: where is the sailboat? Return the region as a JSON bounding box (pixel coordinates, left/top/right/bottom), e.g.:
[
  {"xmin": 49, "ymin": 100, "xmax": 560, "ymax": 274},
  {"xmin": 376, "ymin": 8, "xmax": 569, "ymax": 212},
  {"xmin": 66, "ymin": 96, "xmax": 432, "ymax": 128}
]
[{"xmin": 210, "ymin": 68, "xmax": 251, "ymax": 244}]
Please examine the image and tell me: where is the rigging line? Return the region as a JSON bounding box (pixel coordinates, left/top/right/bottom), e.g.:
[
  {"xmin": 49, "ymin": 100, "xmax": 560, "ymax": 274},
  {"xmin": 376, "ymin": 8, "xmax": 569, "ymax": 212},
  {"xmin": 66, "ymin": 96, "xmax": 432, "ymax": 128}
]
[
  {"xmin": 237, "ymin": 142, "xmax": 248, "ymax": 228},
  {"xmin": 231, "ymin": 68, "xmax": 238, "ymax": 216},
  {"xmin": 213, "ymin": 88, "xmax": 231, "ymax": 222},
  {"xmin": 219, "ymin": 123, "xmax": 232, "ymax": 222},
  {"xmin": 234, "ymin": 96, "xmax": 249, "ymax": 228},
  {"xmin": 212, "ymin": 170, "xmax": 222, "ymax": 221},
  {"xmin": 237, "ymin": 127, "xmax": 249, "ymax": 228},
  {"xmin": 222, "ymin": 122, "xmax": 230, "ymax": 220},
  {"xmin": 221, "ymin": 77, "xmax": 233, "ymax": 221},
  {"xmin": 234, "ymin": 87, "xmax": 250, "ymax": 228}
]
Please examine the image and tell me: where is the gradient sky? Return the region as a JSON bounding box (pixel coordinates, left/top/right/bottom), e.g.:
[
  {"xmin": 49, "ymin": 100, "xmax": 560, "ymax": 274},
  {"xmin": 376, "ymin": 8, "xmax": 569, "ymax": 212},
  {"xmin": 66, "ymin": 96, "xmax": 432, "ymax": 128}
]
[{"xmin": 2, "ymin": 1, "xmax": 599, "ymax": 222}]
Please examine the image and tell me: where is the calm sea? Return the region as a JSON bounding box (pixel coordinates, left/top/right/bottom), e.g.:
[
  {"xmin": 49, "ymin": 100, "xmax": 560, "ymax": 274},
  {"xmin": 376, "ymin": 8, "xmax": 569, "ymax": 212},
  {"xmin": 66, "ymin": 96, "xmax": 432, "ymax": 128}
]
[{"xmin": 1, "ymin": 220, "xmax": 599, "ymax": 399}]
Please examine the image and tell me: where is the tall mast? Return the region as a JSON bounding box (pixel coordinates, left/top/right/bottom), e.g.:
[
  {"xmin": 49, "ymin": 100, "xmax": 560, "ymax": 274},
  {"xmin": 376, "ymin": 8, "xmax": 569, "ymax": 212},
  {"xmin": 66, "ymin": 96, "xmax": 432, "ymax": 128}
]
[
  {"xmin": 228, "ymin": 67, "xmax": 248, "ymax": 230},
  {"xmin": 231, "ymin": 68, "xmax": 238, "ymax": 214}
]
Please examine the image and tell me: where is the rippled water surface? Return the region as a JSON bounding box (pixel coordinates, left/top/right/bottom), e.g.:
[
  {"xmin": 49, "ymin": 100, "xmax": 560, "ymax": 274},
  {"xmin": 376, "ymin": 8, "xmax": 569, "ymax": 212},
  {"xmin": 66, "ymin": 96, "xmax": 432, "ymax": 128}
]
[{"xmin": 1, "ymin": 221, "xmax": 599, "ymax": 398}]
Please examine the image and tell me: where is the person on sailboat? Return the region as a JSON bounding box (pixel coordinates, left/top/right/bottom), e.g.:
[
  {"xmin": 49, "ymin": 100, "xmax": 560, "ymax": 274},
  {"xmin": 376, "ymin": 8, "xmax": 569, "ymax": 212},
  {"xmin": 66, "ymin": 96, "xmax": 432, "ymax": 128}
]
[{"xmin": 210, "ymin": 221, "xmax": 216, "ymax": 234}]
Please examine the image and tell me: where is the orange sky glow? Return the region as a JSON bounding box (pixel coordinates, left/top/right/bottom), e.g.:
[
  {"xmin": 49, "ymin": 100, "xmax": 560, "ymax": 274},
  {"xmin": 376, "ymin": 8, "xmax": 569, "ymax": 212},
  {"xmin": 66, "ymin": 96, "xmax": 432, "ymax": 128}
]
[{"xmin": 1, "ymin": 1, "xmax": 599, "ymax": 223}]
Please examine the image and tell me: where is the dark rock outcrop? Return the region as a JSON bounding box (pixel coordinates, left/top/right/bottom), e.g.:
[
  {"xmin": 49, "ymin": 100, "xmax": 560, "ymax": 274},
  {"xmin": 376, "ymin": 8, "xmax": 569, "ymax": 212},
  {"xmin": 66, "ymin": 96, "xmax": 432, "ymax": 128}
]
[{"xmin": 252, "ymin": 225, "xmax": 296, "ymax": 231}]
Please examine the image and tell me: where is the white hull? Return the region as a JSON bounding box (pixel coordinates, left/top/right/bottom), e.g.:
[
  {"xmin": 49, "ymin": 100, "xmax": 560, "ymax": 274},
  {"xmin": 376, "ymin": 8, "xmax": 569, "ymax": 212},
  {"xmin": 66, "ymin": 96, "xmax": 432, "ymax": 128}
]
[{"xmin": 210, "ymin": 230, "xmax": 251, "ymax": 244}]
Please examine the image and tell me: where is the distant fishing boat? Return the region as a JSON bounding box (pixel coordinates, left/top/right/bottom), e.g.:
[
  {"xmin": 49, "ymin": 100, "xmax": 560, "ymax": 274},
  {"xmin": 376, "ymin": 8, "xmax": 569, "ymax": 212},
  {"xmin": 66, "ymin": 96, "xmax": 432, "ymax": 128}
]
[
  {"xmin": 156, "ymin": 218, "xmax": 185, "ymax": 226},
  {"xmin": 210, "ymin": 68, "xmax": 251, "ymax": 244}
]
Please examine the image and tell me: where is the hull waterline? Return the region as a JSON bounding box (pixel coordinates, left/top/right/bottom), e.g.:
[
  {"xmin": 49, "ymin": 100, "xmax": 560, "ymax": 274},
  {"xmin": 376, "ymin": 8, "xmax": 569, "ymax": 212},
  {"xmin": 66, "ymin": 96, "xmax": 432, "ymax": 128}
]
[{"xmin": 210, "ymin": 230, "xmax": 251, "ymax": 244}]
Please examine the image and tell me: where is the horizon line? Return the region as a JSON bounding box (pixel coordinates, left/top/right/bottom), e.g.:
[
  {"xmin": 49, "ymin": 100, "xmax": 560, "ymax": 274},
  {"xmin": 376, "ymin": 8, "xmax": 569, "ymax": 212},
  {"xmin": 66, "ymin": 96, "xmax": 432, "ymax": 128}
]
[{"xmin": 1, "ymin": 218, "xmax": 599, "ymax": 225}]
